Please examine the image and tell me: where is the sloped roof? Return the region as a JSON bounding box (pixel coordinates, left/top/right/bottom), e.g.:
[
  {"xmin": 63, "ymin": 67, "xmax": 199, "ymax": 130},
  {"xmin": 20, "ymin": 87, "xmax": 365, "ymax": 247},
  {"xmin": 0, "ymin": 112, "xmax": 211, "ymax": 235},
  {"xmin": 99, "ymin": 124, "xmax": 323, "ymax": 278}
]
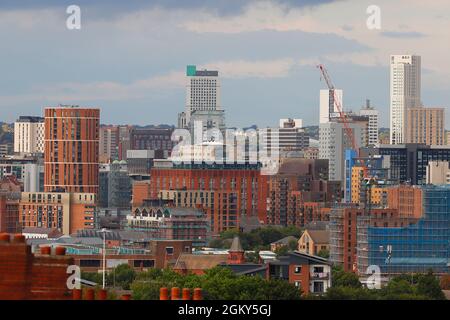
[
  {"xmin": 305, "ymin": 230, "xmax": 330, "ymax": 244},
  {"xmin": 174, "ymin": 253, "xmax": 228, "ymax": 270},
  {"xmin": 271, "ymin": 236, "xmax": 298, "ymax": 245},
  {"xmin": 229, "ymin": 236, "xmax": 244, "ymax": 252}
]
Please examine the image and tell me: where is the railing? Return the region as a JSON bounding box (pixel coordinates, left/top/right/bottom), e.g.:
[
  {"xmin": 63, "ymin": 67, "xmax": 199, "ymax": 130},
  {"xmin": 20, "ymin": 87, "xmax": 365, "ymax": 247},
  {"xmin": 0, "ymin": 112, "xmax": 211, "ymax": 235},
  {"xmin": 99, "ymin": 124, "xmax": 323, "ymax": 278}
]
[{"xmin": 310, "ymin": 272, "xmax": 330, "ymax": 279}]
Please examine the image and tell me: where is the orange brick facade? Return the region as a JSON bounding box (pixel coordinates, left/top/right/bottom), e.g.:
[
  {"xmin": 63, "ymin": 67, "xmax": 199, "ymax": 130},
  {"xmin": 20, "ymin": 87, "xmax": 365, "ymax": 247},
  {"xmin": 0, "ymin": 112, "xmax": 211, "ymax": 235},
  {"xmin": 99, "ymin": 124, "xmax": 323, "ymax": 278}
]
[
  {"xmin": 385, "ymin": 185, "xmax": 423, "ymax": 218},
  {"xmin": 44, "ymin": 107, "xmax": 100, "ymax": 194},
  {"xmin": 149, "ymin": 166, "xmax": 268, "ymax": 226},
  {"xmin": 0, "ymin": 196, "xmax": 20, "ymax": 233}
]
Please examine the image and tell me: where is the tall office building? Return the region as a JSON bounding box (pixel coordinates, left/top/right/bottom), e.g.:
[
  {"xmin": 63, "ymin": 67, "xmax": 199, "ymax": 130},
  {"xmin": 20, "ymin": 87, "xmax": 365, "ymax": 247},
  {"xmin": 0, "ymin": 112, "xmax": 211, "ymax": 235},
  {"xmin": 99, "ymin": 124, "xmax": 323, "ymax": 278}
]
[
  {"xmin": 319, "ymin": 89, "xmax": 343, "ymax": 124},
  {"xmin": 184, "ymin": 65, "xmax": 222, "ymax": 127},
  {"xmin": 390, "ymin": 55, "xmax": 421, "ymax": 144},
  {"xmin": 44, "ymin": 106, "xmax": 100, "ymax": 194},
  {"xmin": 319, "ymin": 120, "xmax": 367, "ymax": 182},
  {"xmin": 262, "ymin": 118, "xmax": 309, "ymax": 155},
  {"xmin": 359, "ymin": 100, "xmax": 379, "ymax": 146},
  {"xmin": 406, "ymin": 106, "xmax": 445, "ymax": 145},
  {"xmin": 14, "ymin": 116, "xmax": 45, "ymax": 154}
]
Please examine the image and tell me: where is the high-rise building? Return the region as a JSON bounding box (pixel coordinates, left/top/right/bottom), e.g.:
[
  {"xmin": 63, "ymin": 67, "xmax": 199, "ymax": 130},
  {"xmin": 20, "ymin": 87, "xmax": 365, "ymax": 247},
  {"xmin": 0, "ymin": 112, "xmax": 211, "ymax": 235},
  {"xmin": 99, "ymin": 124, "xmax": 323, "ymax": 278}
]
[
  {"xmin": 359, "ymin": 100, "xmax": 379, "ymax": 146},
  {"xmin": 406, "ymin": 106, "xmax": 445, "ymax": 145},
  {"xmin": 99, "ymin": 125, "xmax": 132, "ymax": 163},
  {"xmin": 44, "ymin": 106, "xmax": 100, "ymax": 194},
  {"xmin": 184, "ymin": 65, "xmax": 222, "ymax": 127},
  {"xmin": 319, "ymin": 89, "xmax": 343, "ymax": 124},
  {"xmin": 319, "ymin": 120, "xmax": 367, "ymax": 182},
  {"xmin": 14, "ymin": 116, "xmax": 44, "ymax": 154},
  {"xmin": 390, "ymin": 55, "xmax": 421, "ymax": 144},
  {"xmin": 262, "ymin": 119, "xmax": 310, "ymax": 155}
]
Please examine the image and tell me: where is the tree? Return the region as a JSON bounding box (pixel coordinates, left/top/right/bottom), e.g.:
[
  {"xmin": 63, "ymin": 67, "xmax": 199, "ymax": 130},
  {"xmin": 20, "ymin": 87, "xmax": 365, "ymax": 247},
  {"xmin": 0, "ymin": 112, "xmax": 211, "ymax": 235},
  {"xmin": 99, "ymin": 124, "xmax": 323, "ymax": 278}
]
[
  {"xmin": 109, "ymin": 264, "xmax": 136, "ymax": 290},
  {"xmin": 331, "ymin": 267, "xmax": 362, "ymax": 288},
  {"xmin": 317, "ymin": 249, "xmax": 330, "ymax": 259},
  {"xmin": 287, "ymin": 239, "xmax": 298, "ymax": 251},
  {"xmin": 416, "ymin": 271, "xmax": 445, "ymax": 300},
  {"xmin": 131, "ymin": 267, "xmax": 302, "ymax": 300}
]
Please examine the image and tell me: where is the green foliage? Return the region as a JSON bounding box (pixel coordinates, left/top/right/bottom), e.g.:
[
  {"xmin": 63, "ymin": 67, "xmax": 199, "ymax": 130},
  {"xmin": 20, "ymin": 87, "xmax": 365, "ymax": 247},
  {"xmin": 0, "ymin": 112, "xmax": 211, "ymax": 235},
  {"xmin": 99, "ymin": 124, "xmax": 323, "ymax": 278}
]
[
  {"xmin": 131, "ymin": 266, "xmax": 302, "ymax": 300},
  {"xmin": 331, "ymin": 267, "xmax": 362, "ymax": 289},
  {"xmin": 208, "ymin": 226, "xmax": 302, "ymax": 251},
  {"xmin": 110, "ymin": 264, "xmax": 136, "ymax": 290},
  {"xmin": 325, "ymin": 267, "xmax": 444, "ymax": 300},
  {"xmin": 317, "ymin": 249, "xmax": 330, "ymax": 259}
]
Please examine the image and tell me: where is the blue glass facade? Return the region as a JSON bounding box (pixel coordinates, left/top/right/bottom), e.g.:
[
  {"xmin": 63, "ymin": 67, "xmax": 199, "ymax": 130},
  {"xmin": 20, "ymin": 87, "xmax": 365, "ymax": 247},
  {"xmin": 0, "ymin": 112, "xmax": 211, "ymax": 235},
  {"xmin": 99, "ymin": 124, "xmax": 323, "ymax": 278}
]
[{"xmin": 358, "ymin": 185, "xmax": 450, "ymax": 275}]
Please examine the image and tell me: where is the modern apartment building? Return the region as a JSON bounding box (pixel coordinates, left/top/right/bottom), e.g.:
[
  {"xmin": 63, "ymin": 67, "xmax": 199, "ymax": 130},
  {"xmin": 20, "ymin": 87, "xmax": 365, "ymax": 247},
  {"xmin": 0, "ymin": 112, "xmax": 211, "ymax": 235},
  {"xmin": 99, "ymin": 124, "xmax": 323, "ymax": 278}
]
[
  {"xmin": 149, "ymin": 162, "xmax": 268, "ymax": 226},
  {"xmin": 267, "ymin": 158, "xmax": 341, "ymax": 227},
  {"xmin": 14, "ymin": 116, "xmax": 45, "ymax": 154},
  {"xmin": 360, "ymin": 144, "xmax": 450, "ymax": 185},
  {"xmin": 359, "ymin": 101, "xmax": 379, "ymax": 146},
  {"xmin": 357, "ymin": 185, "xmax": 450, "ymax": 276},
  {"xmin": 44, "ymin": 106, "xmax": 100, "ymax": 194},
  {"xmin": 390, "ymin": 54, "xmax": 421, "ymax": 144},
  {"xmin": 19, "ymin": 192, "xmax": 97, "ymax": 235},
  {"xmin": 99, "ymin": 125, "xmax": 132, "ymax": 163},
  {"xmin": 406, "ymin": 106, "xmax": 445, "ymax": 145}
]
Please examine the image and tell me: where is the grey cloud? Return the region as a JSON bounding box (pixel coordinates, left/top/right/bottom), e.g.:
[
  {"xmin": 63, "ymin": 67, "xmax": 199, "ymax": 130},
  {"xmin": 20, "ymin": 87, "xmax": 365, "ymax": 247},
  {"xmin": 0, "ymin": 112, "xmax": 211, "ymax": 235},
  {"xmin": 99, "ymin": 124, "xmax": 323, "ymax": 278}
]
[{"xmin": 380, "ymin": 31, "xmax": 426, "ymax": 38}]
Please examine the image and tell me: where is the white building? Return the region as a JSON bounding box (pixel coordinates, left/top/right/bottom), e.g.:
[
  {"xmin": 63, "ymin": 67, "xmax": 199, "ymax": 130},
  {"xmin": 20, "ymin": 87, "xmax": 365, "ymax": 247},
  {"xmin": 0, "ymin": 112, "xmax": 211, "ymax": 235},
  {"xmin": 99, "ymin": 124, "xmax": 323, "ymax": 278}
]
[
  {"xmin": 359, "ymin": 101, "xmax": 379, "ymax": 146},
  {"xmin": 185, "ymin": 65, "xmax": 222, "ymax": 127},
  {"xmin": 319, "ymin": 89, "xmax": 343, "ymax": 124},
  {"xmin": 262, "ymin": 118, "xmax": 309, "ymax": 155},
  {"xmin": 14, "ymin": 116, "xmax": 44, "ymax": 154},
  {"xmin": 390, "ymin": 55, "xmax": 421, "ymax": 145},
  {"xmin": 319, "ymin": 121, "xmax": 367, "ymax": 182},
  {"xmin": 426, "ymin": 161, "xmax": 450, "ymax": 185}
]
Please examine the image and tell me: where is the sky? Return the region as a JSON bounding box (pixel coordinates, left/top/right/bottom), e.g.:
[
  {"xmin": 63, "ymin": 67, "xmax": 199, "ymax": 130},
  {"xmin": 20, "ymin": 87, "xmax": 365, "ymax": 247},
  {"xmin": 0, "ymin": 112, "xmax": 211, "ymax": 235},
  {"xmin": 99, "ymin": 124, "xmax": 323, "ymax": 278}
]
[{"xmin": 0, "ymin": 0, "xmax": 449, "ymax": 128}]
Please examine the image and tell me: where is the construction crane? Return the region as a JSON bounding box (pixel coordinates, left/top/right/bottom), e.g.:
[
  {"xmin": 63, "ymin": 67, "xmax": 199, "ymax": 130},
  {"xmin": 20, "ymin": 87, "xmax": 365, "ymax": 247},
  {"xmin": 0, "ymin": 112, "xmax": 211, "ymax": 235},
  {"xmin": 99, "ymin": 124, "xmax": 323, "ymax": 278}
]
[
  {"xmin": 317, "ymin": 64, "xmax": 358, "ymax": 153},
  {"xmin": 317, "ymin": 64, "xmax": 375, "ymax": 207}
]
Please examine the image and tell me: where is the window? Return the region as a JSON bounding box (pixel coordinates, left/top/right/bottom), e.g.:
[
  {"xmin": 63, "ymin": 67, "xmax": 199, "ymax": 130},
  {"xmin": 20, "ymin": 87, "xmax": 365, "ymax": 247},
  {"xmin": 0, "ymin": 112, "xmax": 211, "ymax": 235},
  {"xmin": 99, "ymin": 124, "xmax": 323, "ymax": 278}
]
[
  {"xmin": 294, "ymin": 266, "xmax": 302, "ymax": 274},
  {"xmin": 165, "ymin": 247, "xmax": 174, "ymax": 255},
  {"xmin": 313, "ymin": 281, "xmax": 324, "ymax": 293},
  {"xmin": 133, "ymin": 260, "xmax": 155, "ymax": 268},
  {"xmin": 294, "ymin": 281, "xmax": 302, "ymax": 288}
]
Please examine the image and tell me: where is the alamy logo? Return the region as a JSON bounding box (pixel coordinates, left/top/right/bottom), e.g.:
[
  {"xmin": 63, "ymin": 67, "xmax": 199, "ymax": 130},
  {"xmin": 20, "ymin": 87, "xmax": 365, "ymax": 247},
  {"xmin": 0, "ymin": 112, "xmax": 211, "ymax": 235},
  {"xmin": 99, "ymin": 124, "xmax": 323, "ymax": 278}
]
[
  {"xmin": 366, "ymin": 5, "xmax": 381, "ymax": 30},
  {"xmin": 66, "ymin": 5, "xmax": 81, "ymax": 30}
]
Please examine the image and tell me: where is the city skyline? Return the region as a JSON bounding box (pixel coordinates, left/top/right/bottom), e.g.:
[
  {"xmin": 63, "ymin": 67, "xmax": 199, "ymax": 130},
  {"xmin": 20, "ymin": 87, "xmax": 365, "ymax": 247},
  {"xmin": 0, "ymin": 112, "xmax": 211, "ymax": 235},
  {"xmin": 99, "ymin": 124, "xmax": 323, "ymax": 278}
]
[{"xmin": 0, "ymin": 0, "xmax": 449, "ymax": 128}]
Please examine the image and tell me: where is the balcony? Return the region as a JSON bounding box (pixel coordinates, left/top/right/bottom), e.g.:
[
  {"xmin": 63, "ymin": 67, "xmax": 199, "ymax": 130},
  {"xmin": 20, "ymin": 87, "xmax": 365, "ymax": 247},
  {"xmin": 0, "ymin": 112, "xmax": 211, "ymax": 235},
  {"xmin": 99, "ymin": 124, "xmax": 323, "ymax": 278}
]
[{"xmin": 310, "ymin": 272, "xmax": 330, "ymax": 280}]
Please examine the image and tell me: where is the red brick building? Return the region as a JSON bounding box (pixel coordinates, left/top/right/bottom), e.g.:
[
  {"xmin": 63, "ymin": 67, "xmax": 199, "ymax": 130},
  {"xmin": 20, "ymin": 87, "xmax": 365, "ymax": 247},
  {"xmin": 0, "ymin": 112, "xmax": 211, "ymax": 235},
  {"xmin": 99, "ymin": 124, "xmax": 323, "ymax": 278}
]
[
  {"xmin": 149, "ymin": 163, "xmax": 268, "ymax": 228},
  {"xmin": 268, "ymin": 158, "xmax": 341, "ymax": 226},
  {"xmin": 0, "ymin": 195, "xmax": 20, "ymax": 233},
  {"xmin": 44, "ymin": 106, "xmax": 100, "ymax": 194}
]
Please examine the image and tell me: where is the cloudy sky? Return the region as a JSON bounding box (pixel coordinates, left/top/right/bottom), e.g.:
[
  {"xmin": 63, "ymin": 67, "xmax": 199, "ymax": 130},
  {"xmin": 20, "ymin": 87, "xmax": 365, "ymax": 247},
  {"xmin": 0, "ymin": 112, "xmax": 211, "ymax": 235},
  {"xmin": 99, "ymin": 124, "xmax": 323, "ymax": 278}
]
[{"xmin": 1, "ymin": 0, "xmax": 449, "ymax": 128}]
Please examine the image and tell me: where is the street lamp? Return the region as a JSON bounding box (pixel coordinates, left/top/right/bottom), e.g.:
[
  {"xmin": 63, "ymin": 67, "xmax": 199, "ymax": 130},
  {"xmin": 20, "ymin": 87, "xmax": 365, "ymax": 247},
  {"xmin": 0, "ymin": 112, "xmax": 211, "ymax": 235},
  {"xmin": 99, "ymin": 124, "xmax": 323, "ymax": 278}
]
[{"xmin": 100, "ymin": 228, "xmax": 111, "ymax": 289}]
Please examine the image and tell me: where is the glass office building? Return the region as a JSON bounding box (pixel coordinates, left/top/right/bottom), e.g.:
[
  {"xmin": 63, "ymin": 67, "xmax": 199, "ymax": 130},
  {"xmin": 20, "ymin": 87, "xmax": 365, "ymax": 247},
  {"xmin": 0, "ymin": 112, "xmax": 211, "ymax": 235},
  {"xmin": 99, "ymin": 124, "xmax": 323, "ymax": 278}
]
[{"xmin": 357, "ymin": 185, "xmax": 450, "ymax": 275}]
